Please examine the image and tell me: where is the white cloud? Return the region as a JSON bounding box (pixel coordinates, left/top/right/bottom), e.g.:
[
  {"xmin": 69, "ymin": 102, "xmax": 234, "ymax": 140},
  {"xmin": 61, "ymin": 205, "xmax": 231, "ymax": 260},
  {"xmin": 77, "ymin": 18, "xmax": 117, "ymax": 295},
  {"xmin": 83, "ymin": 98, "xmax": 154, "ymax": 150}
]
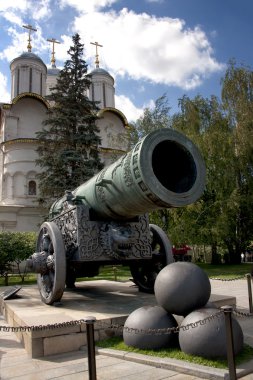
[
  {"xmin": 59, "ymin": 0, "xmax": 118, "ymax": 13},
  {"xmin": 0, "ymin": 1, "xmax": 51, "ymax": 20},
  {"xmin": 0, "ymin": 1, "xmax": 27, "ymax": 12},
  {"xmin": 0, "ymin": 24, "xmax": 69, "ymax": 65},
  {"xmin": 1, "ymin": 11, "xmax": 23, "ymax": 25},
  {"xmin": 0, "ymin": 72, "xmax": 11, "ymax": 103},
  {"xmin": 30, "ymin": 0, "xmax": 52, "ymax": 21},
  {"xmin": 69, "ymin": 7, "xmax": 224, "ymax": 90},
  {"xmin": 0, "ymin": 0, "xmax": 224, "ymax": 97},
  {"xmin": 0, "ymin": 26, "xmax": 44, "ymax": 62},
  {"xmin": 143, "ymin": 99, "xmax": 155, "ymax": 110},
  {"xmin": 0, "ymin": 1, "xmax": 224, "ymax": 90},
  {"xmin": 115, "ymin": 95, "xmax": 158, "ymax": 122},
  {"xmin": 0, "ymin": 27, "xmax": 26, "ymax": 61},
  {"xmin": 0, "ymin": 0, "xmax": 54, "ymax": 62},
  {"xmin": 53, "ymin": 35, "xmax": 73, "ymax": 63},
  {"xmin": 115, "ymin": 94, "xmax": 143, "ymax": 122}
]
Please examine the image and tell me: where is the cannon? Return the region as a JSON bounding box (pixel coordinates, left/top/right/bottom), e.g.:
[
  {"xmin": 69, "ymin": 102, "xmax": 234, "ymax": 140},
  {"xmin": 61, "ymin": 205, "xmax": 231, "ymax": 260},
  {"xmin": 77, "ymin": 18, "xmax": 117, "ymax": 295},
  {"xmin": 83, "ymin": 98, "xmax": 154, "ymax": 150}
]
[{"xmin": 27, "ymin": 128, "xmax": 206, "ymax": 305}]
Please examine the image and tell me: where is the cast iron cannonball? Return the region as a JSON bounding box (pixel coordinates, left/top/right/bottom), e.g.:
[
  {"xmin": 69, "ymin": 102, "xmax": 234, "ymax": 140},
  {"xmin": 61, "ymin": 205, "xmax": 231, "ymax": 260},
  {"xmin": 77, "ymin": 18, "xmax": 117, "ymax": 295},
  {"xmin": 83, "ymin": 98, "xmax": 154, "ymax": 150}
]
[
  {"xmin": 123, "ymin": 305, "xmax": 178, "ymax": 349},
  {"xmin": 154, "ymin": 262, "xmax": 211, "ymax": 315},
  {"xmin": 179, "ymin": 307, "xmax": 244, "ymax": 359},
  {"xmin": 173, "ymin": 302, "xmax": 216, "ymax": 327}
]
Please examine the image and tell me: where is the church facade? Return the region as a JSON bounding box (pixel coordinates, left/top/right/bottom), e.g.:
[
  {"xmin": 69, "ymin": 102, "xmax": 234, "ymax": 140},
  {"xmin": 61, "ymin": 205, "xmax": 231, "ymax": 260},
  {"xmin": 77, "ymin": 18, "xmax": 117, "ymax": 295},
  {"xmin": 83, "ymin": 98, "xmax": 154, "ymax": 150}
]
[{"xmin": 0, "ymin": 39, "xmax": 129, "ymax": 232}]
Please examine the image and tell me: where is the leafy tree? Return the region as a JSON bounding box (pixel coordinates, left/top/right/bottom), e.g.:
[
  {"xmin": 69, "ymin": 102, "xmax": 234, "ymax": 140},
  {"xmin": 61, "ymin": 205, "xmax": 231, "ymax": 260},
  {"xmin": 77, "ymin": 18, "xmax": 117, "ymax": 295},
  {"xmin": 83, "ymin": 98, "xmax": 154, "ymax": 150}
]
[
  {"xmin": 221, "ymin": 60, "xmax": 253, "ymax": 262},
  {"xmin": 36, "ymin": 33, "xmax": 103, "ymax": 202},
  {"xmin": 0, "ymin": 232, "xmax": 36, "ymax": 284},
  {"xmin": 129, "ymin": 65, "xmax": 253, "ymax": 265},
  {"xmin": 129, "ymin": 94, "xmax": 171, "ymax": 146},
  {"xmin": 171, "ymin": 86, "xmax": 253, "ymax": 264}
]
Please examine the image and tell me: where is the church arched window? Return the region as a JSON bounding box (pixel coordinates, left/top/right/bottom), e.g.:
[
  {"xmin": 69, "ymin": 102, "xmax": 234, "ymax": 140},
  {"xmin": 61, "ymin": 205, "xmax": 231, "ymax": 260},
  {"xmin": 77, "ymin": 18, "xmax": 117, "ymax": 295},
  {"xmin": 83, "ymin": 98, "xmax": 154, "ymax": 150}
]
[{"xmin": 28, "ymin": 180, "xmax": 37, "ymax": 195}]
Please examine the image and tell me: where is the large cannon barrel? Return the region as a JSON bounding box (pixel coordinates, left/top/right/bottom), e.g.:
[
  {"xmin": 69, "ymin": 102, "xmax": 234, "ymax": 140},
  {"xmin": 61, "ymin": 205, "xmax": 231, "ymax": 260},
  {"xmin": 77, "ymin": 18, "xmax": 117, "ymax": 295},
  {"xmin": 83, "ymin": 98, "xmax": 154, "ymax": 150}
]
[{"xmin": 49, "ymin": 128, "xmax": 206, "ymax": 220}]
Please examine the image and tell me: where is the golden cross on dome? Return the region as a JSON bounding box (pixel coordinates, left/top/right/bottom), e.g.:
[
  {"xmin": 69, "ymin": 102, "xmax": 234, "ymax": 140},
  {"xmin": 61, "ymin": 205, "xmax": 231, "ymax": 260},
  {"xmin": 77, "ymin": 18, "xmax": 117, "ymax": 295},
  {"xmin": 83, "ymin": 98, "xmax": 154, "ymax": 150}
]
[
  {"xmin": 23, "ymin": 24, "xmax": 37, "ymax": 52},
  {"xmin": 47, "ymin": 38, "xmax": 61, "ymax": 68},
  {"xmin": 90, "ymin": 41, "xmax": 103, "ymax": 68}
]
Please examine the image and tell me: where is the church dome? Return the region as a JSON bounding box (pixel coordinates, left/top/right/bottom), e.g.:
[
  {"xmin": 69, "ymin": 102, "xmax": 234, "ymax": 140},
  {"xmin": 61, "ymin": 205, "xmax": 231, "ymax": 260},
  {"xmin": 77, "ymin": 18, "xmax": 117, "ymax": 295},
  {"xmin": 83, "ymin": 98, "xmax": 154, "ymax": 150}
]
[
  {"xmin": 10, "ymin": 51, "xmax": 47, "ymax": 99},
  {"xmin": 10, "ymin": 52, "xmax": 46, "ymax": 69},
  {"xmin": 47, "ymin": 67, "xmax": 60, "ymax": 76},
  {"xmin": 90, "ymin": 67, "xmax": 114, "ymax": 83},
  {"xmin": 89, "ymin": 65, "xmax": 115, "ymax": 108}
]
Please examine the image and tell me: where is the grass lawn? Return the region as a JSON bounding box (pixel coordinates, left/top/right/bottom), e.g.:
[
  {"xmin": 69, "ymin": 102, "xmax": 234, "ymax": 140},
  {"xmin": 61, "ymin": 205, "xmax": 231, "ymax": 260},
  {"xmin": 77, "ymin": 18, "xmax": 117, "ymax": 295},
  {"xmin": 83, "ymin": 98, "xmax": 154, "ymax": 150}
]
[
  {"xmin": 0, "ymin": 265, "xmax": 132, "ymax": 286},
  {"xmin": 198, "ymin": 262, "xmax": 253, "ymax": 279},
  {"xmin": 0, "ymin": 262, "xmax": 252, "ymax": 287},
  {"xmin": 96, "ymin": 336, "xmax": 253, "ymax": 369},
  {"xmin": 0, "ymin": 273, "xmax": 38, "ymax": 287}
]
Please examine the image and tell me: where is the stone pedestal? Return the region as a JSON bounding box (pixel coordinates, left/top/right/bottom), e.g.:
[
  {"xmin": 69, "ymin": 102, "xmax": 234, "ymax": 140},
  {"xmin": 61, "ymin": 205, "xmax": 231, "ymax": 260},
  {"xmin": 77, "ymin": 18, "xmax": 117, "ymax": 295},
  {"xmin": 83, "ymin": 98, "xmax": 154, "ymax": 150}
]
[{"xmin": 0, "ymin": 280, "xmax": 236, "ymax": 358}]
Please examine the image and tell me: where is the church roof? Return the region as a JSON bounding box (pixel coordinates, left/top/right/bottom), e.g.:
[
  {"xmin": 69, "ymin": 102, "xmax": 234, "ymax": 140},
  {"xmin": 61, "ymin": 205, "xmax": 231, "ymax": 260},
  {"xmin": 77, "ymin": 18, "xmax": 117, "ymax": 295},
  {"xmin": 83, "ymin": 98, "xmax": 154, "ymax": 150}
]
[
  {"xmin": 90, "ymin": 67, "xmax": 114, "ymax": 81},
  {"xmin": 12, "ymin": 92, "xmax": 49, "ymax": 108},
  {"xmin": 10, "ymin": 52, "xmax": 47, "ymax": 69},
  {"xmin": 47, "ymin": 67, "xmax": 60, "ymax": 76},
  {"xmin": 97, "ymin": 107, "xmax": 128, "ymax": 128}
]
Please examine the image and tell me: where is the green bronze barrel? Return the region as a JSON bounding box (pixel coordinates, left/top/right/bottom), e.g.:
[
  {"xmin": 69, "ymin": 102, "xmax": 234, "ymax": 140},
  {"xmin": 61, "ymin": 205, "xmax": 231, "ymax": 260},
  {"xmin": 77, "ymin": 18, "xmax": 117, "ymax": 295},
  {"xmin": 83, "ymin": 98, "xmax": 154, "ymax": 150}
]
[{"xmin": 49, "ymin": 128, "xmax": 205, "ymax": 220}]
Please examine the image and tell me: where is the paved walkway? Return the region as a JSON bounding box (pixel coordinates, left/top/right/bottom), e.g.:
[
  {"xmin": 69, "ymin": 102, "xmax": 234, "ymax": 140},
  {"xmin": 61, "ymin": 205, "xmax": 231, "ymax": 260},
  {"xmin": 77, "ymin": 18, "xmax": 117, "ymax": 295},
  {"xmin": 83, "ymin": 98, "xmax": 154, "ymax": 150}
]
[{"xmin": 1, "ymin": 279, "xmax": 253, "ymax": 380}]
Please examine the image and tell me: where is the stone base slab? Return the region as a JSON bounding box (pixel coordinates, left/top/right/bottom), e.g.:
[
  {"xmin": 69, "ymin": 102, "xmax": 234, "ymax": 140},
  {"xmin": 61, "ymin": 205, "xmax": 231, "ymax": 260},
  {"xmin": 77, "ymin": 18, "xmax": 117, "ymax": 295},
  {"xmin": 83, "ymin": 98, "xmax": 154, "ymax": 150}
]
[{"xmin": 0, "ymin": 280, "xmax": 236, "ymax": 358}]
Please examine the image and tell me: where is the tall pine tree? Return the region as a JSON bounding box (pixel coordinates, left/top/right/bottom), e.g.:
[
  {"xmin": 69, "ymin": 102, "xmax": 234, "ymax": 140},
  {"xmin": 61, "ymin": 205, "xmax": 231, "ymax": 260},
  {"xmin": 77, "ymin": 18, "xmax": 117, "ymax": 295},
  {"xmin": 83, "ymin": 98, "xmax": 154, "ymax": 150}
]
[{"xmin": 36, "ymin": 33, "xmax": 103, "ymax": 202}]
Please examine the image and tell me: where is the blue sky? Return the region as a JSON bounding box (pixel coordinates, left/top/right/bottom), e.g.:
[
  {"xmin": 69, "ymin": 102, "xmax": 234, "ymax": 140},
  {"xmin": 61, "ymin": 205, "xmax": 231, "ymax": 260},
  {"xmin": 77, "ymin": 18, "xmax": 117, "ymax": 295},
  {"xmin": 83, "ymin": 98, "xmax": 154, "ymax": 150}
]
[{"xmin": 0, "ymin": 0, "xmax": 252, "ymax": 122}]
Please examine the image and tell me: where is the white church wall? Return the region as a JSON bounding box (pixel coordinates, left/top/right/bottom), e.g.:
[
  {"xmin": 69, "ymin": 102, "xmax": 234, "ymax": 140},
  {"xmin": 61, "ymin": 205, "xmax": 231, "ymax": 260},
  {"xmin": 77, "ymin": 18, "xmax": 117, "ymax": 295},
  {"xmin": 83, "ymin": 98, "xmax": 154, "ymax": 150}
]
[
  {"xmin": 11, "ymin": 70, "xmax": 17, "ymax": 99},
  {"xmin": 0, "ymin": 208, "xmax": 17, "ymax": 230},
  {"xmin": 91, "ymin": 72, "xmax": 115, "ymax": 108},
  {"xmin": 2, "ymin": 141, "xmax": 39, "ymax": 205},
  {"xmin": 92, "ymin": 83, "xmax": 104, "ymax": 108},
  {"xmin": 3, "ymin": 174, "xmax": 13, "ymax": 201},
  {"xmin": 0, "ymin": 151, "xmax": 3, "ymax": 198},
  {"xmin": 98, "ymin": 112, "xmax": 128, "ymax": 151},
  {"xmin": 19, "ymin": 66, "xmax": 30, "ymax": 94},
  {"xmin": 0, "ymin": 49, "xmax": 129, "ymax": 232},
  {"xmin": 31, "ymin": 65, "xmax": 46, "ymax": 95},
  {"xmin": 2, "ymin": 171, "xmax": 39, "ymax": 206},
  {"xmin": 0, "ymin": 206, "xmax": 44, "ymax": 232},
  {"xmin": 3, "ymin": 115, "xmax": 19, "ymax": 139},
  {"xmin": 15, "ymin": 212, "xmax": 42, "ymax": 232},
  {"xmin": 10, "ymin": 98, "xmax": 47, "ymax": 138},
  {"xmin": 13, "ymin": 172, "xmax": 25, "ymax": 199},
  {"xmin": 46, "ymin": 75, "xmax": 57, "ymax": 96},
  {"xmin": 104, "ymin": 83, "xmax": 115, "ymax": 108},
  {"xmin": 4, "ymin": 144, "xmax": 38, "ymax": 168}
]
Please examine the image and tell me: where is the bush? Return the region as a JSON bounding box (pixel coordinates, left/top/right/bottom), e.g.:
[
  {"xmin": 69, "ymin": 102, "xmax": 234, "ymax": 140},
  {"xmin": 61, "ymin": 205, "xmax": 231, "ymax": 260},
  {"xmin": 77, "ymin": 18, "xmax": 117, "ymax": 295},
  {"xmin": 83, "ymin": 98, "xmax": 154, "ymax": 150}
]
[{"xmin": 0, "ymin": 231, "xmax": 37, "ymax": 284}]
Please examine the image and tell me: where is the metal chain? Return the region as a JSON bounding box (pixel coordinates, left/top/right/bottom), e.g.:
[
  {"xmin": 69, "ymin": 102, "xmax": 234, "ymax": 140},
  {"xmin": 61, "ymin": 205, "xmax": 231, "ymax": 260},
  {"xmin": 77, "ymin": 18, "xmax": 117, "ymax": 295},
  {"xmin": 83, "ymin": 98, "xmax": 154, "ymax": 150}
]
[
  {"xmin": 0, "ymin": 310, "xmax": 227, "ymax": 335},
  {"xmin": 121, "ymin": 310, "xmax": 224, "ymax": 335},
  {"xmin": 0, "ymin": 319, "xmax": 87, "ymax": 332},
  {"xmin": 232, "ymin": 307, "xmax": 253, "ymax": 318},
  {"xmin": 1, "ymin": 274, "xmax": 253, "ymax": 334},
  {"xmin": 3, "ymin": 307, "xmax": 251, "ymax": 334}
]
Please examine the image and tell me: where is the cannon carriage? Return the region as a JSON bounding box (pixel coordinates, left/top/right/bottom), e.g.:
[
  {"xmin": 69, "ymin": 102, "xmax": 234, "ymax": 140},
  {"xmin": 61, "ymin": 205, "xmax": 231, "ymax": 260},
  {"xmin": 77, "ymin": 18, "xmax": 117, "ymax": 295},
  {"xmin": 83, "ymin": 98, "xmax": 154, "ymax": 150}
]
[{"xmin": 27, "ymin": 128, "xmax": 205, "ymax": 305}]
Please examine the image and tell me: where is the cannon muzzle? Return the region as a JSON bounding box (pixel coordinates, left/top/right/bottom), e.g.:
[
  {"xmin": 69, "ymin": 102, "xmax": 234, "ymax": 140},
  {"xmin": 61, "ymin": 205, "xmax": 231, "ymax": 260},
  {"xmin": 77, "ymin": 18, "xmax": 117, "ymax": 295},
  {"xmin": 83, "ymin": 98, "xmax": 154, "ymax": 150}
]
[{"xmin": 49, "ymin": 128, "xmax": 205, "ymax": 220}]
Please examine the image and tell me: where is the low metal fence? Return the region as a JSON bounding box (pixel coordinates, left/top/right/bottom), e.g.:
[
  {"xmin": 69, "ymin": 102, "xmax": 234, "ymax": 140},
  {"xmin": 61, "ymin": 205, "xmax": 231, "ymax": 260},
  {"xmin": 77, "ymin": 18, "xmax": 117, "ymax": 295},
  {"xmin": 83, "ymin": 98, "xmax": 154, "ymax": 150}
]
[{"xmin": 1, "ymin": 273, "xmax": 253, "ymax": 380}]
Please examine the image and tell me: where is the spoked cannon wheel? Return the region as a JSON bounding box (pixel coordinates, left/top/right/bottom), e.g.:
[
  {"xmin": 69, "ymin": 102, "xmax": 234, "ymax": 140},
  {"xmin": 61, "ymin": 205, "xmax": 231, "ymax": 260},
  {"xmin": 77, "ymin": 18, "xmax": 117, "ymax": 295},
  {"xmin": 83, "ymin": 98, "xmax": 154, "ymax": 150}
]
[
  {"xmin": 130, "ymin": 224, "xmax": 174, "ymax": 293},
  {"xmin": 36, "ymin": 221, "xmax": 66, "ymax": 305}
]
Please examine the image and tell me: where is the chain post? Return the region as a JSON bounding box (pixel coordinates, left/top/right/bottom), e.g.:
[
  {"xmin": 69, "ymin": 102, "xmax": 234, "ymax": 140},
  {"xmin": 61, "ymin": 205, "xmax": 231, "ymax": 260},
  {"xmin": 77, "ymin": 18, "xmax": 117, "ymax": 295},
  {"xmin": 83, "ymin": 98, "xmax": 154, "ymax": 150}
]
[
  {"xmin": 221, "ymin": 306, "xmax": 237, "ymax": 380},
  {"xmin": 246, "ymin": 273, "xmax": 253, "ymax": 314},
  {"xmin": 84, "ymin": 316, "xmax": 97, "ymax": 380}
]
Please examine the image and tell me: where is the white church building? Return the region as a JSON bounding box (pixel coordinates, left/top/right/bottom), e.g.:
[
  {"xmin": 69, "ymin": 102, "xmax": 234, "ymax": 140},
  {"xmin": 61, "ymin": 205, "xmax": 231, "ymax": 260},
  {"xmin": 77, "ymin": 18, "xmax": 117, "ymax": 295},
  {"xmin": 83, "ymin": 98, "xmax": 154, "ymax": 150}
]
[{"xmin": 0, "ymin": 33, "xmax": 129, "ymax": 232}]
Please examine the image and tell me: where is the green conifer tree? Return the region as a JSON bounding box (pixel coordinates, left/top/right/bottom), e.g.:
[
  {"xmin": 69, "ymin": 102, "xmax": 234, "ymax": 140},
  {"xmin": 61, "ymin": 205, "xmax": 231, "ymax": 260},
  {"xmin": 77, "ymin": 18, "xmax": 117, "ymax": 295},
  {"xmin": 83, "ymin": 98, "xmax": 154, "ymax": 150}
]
[{"xmin": 36, "ymin": 33, "xmax": 103, "ymax": 202}]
